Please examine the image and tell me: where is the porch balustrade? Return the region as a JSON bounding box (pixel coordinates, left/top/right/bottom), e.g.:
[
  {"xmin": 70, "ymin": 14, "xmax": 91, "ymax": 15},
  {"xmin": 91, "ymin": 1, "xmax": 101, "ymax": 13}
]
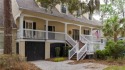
[{"xmin": 17, "ymin": 29, "xmax": 65, "ymax": 41}]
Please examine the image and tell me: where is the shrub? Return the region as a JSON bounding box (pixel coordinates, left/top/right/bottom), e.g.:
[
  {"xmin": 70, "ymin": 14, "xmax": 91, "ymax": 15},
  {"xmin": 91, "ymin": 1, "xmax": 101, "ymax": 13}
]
[
  {"xmin": 63, "ymin": 46, "xmax": 71, "ymax": 57},
  {"xmin": 95, "ymin": 40, "xmax": 125, "ymax": 59},
  {"xmin": 55, "ymin": 47, "xmax": 60, "ymax": 57},
  {"xmin": 53, "ymin": 57, "xmax": 66, "ymax": 62},
  {"xmin": 0, "ymin": 54, "xmax": 40, "ymax": 70},
  {"xmin": 95, "ymin": 50, "xmax": 108, "ymax": 59},
  {"xmin": 106, "ymin": 40, "xmax": 125, "ymax": 59}
]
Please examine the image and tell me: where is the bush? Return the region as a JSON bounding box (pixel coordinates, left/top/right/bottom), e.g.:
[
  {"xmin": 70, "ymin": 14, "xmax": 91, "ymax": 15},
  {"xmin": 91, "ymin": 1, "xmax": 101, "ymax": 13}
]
[
  {"xmin": 95, "ymin": 50, "xmax": 108, "ymax": 59},
  {"xmin": 63, "ymin": 46, "xmax": 71, "ymax": 57},
  {"xmin": 55, "ymin": 47, "xmax": 60, "ymax": 57},
  {"xmin": 95, "ymin": 40, "xmax": 125, "ymax": 59},
  {"xmin": 53, "ymin": 57, "xmax": 66, "ymax": 62},
  {"xmin": 106, "ymin": 40, "xmax": 125, "ymax": 59},
  {"xmin": 0, "ymin": 54, "xmax": 40, "ymax": 70}
]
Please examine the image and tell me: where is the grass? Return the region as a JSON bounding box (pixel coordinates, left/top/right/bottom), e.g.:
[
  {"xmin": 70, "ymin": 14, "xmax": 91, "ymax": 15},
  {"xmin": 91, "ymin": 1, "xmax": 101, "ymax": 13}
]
[
  {"xmin": 104, "ymin": 66, "xmax": 125, "ymax": 70},
  {"xmin": 53, "ymin": 57, "xmax": 66, "ymax": 62}
]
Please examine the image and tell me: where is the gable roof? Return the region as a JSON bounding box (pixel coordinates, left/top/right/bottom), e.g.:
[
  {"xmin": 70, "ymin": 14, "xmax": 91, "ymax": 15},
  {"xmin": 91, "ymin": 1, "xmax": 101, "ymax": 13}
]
[
  {"xmin": 0, "ymin": 0, "xmax": 17, "ymax": 28},
  {"xmin": 16, "ymin": 0, "xmax": 102, "ymax": 27}
]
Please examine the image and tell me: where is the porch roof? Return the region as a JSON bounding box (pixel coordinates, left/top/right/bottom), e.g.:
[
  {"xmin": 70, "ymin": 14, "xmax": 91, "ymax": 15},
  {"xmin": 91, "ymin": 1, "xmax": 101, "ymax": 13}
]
[
  {"xmin": 0, "ymin": 0, "xmax": 17, "ymax": 28},
  {"xmin": 16, "ymin": 0, "xmax": 102, "ymax": 27}
]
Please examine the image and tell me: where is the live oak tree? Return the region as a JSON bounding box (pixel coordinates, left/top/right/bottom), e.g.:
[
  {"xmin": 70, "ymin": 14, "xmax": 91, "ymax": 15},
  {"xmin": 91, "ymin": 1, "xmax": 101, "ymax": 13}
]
[
  {"xmin": 36, "ymin": 0, "xmax": 100, "ymax": 20},
  {"xmin": 4, "ymin": 0, "xmax": 13, "ymax": 54}
]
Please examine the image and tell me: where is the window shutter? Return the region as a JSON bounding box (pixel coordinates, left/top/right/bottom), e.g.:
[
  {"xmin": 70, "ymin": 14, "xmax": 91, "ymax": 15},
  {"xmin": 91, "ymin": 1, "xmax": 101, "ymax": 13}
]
[
  {"xmin": 23, "ymin": 21, "xmax": 25, "ymax": 28},
  {"xmin": 33, "ymin": 22, "xmax": 36, "ymax": 36},
  {"xmin": 33, "ymin": 22, "xmax": 36, "ymax": 30}
]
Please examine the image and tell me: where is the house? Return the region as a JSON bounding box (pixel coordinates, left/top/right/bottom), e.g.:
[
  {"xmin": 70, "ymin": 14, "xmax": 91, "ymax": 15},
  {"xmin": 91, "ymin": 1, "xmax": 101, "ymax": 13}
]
[{"xmin": 0, "ymin": 0, "xmax": 105, "ymax": 61}]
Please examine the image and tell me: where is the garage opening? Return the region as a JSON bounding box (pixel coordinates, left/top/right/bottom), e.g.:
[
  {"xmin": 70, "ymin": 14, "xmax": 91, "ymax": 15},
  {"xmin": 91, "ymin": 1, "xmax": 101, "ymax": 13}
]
[
  {"xmin": 50, "ymin": 43, "xmax": 68, "ymax": 58},
  {"xmin": 25, "ymin": 42, "xmax": 45, "ymax": 61}
]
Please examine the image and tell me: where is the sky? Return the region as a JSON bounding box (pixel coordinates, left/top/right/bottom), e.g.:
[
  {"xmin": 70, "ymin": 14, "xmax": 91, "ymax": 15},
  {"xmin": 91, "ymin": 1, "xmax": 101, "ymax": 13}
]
[
  {"xmin": 80, "ymin": 0, "xmax": 105, "ymax": 21},
  {"xmin": 81, "ymin": 0, "xmax": 104, "ymax": 4}
]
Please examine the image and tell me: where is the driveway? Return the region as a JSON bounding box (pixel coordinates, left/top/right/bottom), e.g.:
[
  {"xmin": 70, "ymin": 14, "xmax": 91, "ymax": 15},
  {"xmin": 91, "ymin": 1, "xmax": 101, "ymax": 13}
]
[{"xmin": 31, "ymin": 60, "xmax": 107, "ymax": 70}]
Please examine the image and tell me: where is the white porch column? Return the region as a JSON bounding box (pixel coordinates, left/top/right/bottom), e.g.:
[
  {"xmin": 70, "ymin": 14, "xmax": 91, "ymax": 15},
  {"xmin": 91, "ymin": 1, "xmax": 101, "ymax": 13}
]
[
  {"xmin": 90, "ymin": 27, "xmax": 93, "ymax": 35},
  {"xmin": 19, "ymin": 15, "xmax": 24, "ymax": 38},
  {"xmin": 65, "ymin": 23, "xmax": 67, "ymax": 40},
  {"xmin": 46, "ymin": 20, "xmax": 48, "ymax": 40},
  {"xmin": 90, "ymin": 27, "xmax": 94, "ymax": 52},
  {"xmin": 79, "ymin": 26, "xmax": 82, "ymax": 40}
]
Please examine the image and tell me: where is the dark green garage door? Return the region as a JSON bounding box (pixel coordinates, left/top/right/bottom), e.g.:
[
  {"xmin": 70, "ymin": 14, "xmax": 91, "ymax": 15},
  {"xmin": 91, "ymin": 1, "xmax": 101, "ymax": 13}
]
[{"xmin": 25, "ymin": 42, "xmax": 45, "ymax": 61}]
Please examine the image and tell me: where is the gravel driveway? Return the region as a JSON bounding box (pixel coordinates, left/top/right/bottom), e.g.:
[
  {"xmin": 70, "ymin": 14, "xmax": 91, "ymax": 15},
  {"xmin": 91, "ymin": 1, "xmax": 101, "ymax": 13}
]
[{"xmin": 31, "ymin": 60, "xmax": 107, "ymax": 70}]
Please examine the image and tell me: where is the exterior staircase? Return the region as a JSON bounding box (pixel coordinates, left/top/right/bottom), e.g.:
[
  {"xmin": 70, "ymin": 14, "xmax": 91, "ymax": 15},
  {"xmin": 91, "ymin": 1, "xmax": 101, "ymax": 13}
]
[
  {"xmin": 67, "ymin": 34, "xmax": 105, "ymax": 61},
  {"xmin": 66, "ymin": 34, "xmax": 88, "ymax": 61}
]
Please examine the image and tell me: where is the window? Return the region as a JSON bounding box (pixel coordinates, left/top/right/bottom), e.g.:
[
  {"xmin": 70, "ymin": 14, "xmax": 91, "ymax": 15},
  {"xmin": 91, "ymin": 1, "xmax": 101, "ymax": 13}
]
[
  {"xmin": 24, "ymin": 21, "xmax": 33, "ymax": 29},
  {"xmin": 83, "ymin": 29, "xmax": 90, "ymax": 35},
  {"xmin": 23, "ymin": 20, "xmax": 36, "ymax": 37},
  {"xmin": 61, "ymin": 4, "xmax": 67, "ymax": 14}
]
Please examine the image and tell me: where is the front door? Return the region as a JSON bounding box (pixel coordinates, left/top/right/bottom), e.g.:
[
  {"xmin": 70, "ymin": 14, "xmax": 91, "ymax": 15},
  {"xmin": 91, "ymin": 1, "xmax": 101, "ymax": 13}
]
[
  {"xmin": 72, "ymin": 29, "xmax": 79, "ymax": 40},
  {"xmin": 48, "ymin": 26, "xmax": 55, "ymax": 40}
]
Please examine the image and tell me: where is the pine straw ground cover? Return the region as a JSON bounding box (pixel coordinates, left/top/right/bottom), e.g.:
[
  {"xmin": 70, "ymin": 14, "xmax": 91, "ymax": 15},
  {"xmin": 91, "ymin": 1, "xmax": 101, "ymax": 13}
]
[
  {"xmin": 0, "ymin": 54, "xmax": 41, "ymax": 70},
  {"xmin": 68, "ymin": 59, "xmax": 125, "ymax": 66}
]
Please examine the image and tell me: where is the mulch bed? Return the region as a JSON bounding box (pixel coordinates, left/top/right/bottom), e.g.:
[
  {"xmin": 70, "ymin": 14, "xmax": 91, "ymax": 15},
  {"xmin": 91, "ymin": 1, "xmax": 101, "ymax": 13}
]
[{"xmin": 68, "ymin": 59, "xmax": 125, "ymax": 66}]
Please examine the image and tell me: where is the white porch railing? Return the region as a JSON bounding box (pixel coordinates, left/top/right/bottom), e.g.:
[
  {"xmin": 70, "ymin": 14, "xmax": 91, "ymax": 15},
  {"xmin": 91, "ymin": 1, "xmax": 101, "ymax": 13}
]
[
  {"xmin": 17, "ymin": 29, "xmax": 66, "ymax": 41},
  {"xmin": 84, "ymin": 35, "xmax": 101, "ymax": 42},
  {"xmin": 23, "ymin": 29, "xmax": 46, "ymax": 40},
  {"xmin": 77, "ymin": 35, "xmax": 88, "ymax": 61},
  {"xmin": 77, "ymin": 43, "xmax": 87, "ymax": 61},
  {"xmin": 48, "ymin": 31, "xmax": 65, "ymax": 40},
  {"xmin": 80, "ymin": 35, "xmax": 89, "ymax": 43},
  {"xmin": 68, "ymin": 43, "xmax": 79, "ymax": 60},
  {"xmin": 82, "ymin": 35, "xmax": 106, "ymax": 54},
  {"xmin": 66, "ymin": 35, "xmax": 77, "ymax": 46}
]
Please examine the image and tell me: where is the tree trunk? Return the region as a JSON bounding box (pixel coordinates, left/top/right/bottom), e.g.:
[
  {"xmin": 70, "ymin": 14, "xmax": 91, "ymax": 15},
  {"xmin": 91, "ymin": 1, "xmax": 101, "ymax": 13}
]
[
  {"xmin": 4, "ymin": 0, "xmax": 12, "ymax": 54},
  {"xmin": 123, "ymin": 11, "xmax": 124, "ymax": 18},
  {"xmin": 114, "ymin": 33, "xmax": 117, "ymax": 42},
  {"xmin": 89, "ymin": 12, "xmax": 93, "ymax": 20}
]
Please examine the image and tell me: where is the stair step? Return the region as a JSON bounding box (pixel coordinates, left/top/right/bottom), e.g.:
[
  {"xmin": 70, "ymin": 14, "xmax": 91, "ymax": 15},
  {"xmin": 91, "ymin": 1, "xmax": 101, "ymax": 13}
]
[{"xmin": 71, "ymin": 54, "xmax": 77, "ymax": 60}]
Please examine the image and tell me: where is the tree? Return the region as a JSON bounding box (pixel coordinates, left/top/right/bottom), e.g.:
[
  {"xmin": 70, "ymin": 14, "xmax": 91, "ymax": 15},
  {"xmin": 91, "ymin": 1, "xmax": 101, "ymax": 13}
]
[
  {"xmin": 103, "ymin": 15, "xmax": 125, "ymax": 42},
  {"xmin": 4, "ymin": 0, "xmax": 12, "ymax": 54},
  {"xmin": 112, "ymin": 0, "xmax": 125, "ymax": 18},
  {"xmin": 100, "ymin": 0, "xmax": 125, "ymax": 22},
  {"xmin": 36, "ymin": 0, "xmax": 100, "ymax": 19}
]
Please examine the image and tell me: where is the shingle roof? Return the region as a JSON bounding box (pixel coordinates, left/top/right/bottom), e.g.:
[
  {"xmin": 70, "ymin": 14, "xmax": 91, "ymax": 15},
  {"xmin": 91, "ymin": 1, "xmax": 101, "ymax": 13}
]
[
  {"xmin": 16, "ymin": 0, "xmax": 102, "ymax": 27},
  {"xmin": 0, "ymin": 0, "xmax": 17, "ymax": 28}
]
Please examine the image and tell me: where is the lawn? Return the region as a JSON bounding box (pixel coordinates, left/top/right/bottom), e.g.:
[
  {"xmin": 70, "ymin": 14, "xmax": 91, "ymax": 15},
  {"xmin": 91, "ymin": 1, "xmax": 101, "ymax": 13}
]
[{"xmin": 104, "ymin": 66, "xmax": 125, "ymax": 70}]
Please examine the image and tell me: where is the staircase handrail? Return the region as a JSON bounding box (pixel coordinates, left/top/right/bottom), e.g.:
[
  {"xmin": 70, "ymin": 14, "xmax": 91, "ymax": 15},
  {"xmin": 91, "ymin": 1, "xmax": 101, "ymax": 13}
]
[
  {"xmin": 68, "ymin": 42, "xmax": 79, "ymax": 60},
  {"xmin": 66, "ymin": 34, "xmax": 77, "ymax": 46},
  {"xmin": 77, "ymin": 43, "xmax": 87, "ymax": 61},
  {"xmin": 81, "ymin": 34, "xmax": 90, "ymax": 43}
]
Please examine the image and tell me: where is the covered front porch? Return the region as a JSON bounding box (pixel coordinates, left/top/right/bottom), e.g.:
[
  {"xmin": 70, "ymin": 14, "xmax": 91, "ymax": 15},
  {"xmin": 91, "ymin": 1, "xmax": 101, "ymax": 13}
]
[{"xmin": 17, "ymin": 15, "xmax": 101, "ymax": 41}]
